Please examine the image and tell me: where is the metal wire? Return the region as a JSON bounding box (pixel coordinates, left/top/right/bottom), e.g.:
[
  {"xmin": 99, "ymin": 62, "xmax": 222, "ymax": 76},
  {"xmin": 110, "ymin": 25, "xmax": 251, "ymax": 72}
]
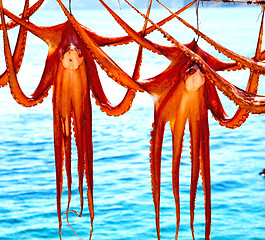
[
  {"xmin": 196, "ymin": 0, "xmax": 200, "ymax": 42},
  {"xmin": 69, "ymin": 0, "xmax": 72, "ymax": 14},
  {"xmin": 200, "ymin": 0, "xmax": 265, "ymax": 5}
]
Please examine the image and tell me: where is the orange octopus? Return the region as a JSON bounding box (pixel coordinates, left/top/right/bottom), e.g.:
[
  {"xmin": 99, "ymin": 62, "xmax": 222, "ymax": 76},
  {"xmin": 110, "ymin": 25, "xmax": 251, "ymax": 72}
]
[{"xmin": 99, "ymin": 0, "xmax": 265, "ymax": 239}]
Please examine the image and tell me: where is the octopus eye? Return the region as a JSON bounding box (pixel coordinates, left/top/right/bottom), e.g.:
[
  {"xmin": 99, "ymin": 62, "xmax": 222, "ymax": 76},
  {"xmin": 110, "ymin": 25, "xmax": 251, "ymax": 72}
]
[
  {"xmin": 187, "ymin": 67, "xmax": 195, "ymax": 74},
  {"xmin": 186, "ymin": 65, "xmax": 197, "ymax": 75}
]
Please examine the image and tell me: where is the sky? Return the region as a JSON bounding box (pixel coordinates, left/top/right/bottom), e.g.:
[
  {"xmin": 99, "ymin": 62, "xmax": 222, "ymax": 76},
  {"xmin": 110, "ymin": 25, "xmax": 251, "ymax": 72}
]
[
  {"xmin": 1, "ymin": 0, "xmax": 195, "ymax": 11},
  {"xmin": 1, "ymin": 0, "xmax": 244, "ymax": 12},
  {"xmin": 2, "ymin": 0, "xmax": 48, "ymax": 11}
]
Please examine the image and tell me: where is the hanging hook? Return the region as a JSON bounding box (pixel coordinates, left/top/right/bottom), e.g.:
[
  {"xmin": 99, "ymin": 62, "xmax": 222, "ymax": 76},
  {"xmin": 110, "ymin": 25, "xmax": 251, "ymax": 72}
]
[
  {"xmin": 117, "ymin": 0, "xmax": 124, "ymax": 18},
  {"xmin": 196, "ymin": 0, "xmax": 200, "ymax": 42},
  {"xmin": 69, "ymin": 0, "xmax": 72, "ymax": 15},
  {"xmin": 257, "ymin": 4, "xmax": 265, "ymax": 23}
]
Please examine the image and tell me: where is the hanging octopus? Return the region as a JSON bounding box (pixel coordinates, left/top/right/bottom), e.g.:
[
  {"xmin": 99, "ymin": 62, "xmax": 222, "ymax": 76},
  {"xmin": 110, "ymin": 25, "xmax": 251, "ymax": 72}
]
[
  {"xmin": 98, "ymin": 0, "xmax": 265, "ymax": 239},
  {"xmin": 0, "ymin": 0, "xmax": 155, "ymax": 238}
]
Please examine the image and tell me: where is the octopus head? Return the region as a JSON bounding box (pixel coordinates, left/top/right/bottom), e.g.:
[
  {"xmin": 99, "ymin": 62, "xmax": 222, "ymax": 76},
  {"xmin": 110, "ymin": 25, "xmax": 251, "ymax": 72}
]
[
  {"xmin": 184, "ymin": 64, "xmax": 205, "ymax": 92},
  {"xmin": 61, "ymin": 44, "xmax": 84, "ymax": 71}
]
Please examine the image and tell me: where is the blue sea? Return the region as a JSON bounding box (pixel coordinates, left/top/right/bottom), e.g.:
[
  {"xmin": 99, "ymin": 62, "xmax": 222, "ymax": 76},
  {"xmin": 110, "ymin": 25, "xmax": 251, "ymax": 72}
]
[{"xmin": 0, "ymin": 4, "xmax": 265, "ymax": 240}]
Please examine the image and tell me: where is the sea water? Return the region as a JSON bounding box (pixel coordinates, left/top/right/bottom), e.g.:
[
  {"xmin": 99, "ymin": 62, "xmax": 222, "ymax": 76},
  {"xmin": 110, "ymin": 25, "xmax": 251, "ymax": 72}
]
[{"xmin": 0, "ymin": 5, "xmax": 265, "ymax": 240}]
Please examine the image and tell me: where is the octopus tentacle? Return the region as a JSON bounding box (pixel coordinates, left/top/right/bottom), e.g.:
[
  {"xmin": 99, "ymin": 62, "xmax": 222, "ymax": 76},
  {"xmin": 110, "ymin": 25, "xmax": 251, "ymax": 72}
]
[
  {"xmin": 1, "ymin": 5, "xmax": 54, "ymax": 106},
  {"xmin": 170, "ymin": 121, "xmax": 185, "ymax": 240},
  {"xmin": 92, "ymin": 89, "xmax": 136, "ymax": 116},
  {"xmin": 150, "ymin": 115, "xmax": 166, "ymax": 240},
  {"xmin": 194, "ymin": 44, "xmax": 237, "ymax": 71},
  {"xmin": 98, "ymin": 0, "xmax": 161, "ymax": 55},
  {"xmin": 170, "ymin": 99, "xmax": 188, "ymax": 239},
  {"xmin": 156, "ymin": 0, "xmax": 265, "ymax": 73},
  {"xmin": 207, "ymin": 9, "xmax": 263, "ymax": 128},
  {"xmin": 93, "ymin": 0, "xmax": 151, "ymax": 115},
  {"xmin": 99, "ymin": 0, "xmax": 190, "ymax": 61},
  {"xmin": 83, "ymin": 0, "xmax": 154, "ymax": 117},
  {"xmin": 206, "ymin": 78, "xmax": 230, "ymax": 120},
  {"xmin": 30, "ymin": 51, "xmax": 58, "ymax": 99},
  {"xmin": 3, "ymin": 8, "xmax": 65, "ymax": 47},
  {"xmin": 74, "ymin": 67, "xmax": 86, "ymax": 219},
  {"xmin": 83, "ymin": 98, "xmax": 94, "ymax": 240},
  {"xmin": 84, "ymin": 0, "xmax": 153, "ymax": 117},
  {"xmin": 142, "ymin": 0, "xmax": 196, "ymax": 39},
  {"xmin": 99, "ymin": 0, "xmax": 182, "ymax": 62},
  {"xmin": 53, "ymin": 105, "xmax": 64, "ymax": 240},
  {"xmin": 0, "ymin": 27, "xmax": 26, "ymax": 87},
  {"xmin": 209, "ymin": 72, "xmax": 260, "ymax": 128},
  {"xmin": 82, "ymin": 48, "xmax": 136, "ymax": 116},
  {"xmin": 132, "ymin": 0, "xmax": 153, "ymax": 80},
  {"xmin": 120, "ymin": 0, "xmax": 185, "ymax": 52},
  {"xmin": 0, "ymin": 0, "xmax": 44, "ymax": 30},
  {"xmin": 132, "ymin": 45, "xmax": 144, "ymax": 80},
  {"xmin": 0, "ymin": 0, "xmax": 46, "ymax": 88},
  {"xmin": 73, "ymin": 109, "xmax": 85, "ymax": 220},
  {"xmin": 0, "ymin": 0, "xmax": 29, "ymax": 87},
  {"xmin": 56, "ymin": 0, "xmax": 143, "ymax": 91},
  {"xmin": 86, "ymin": 0, "xmax": 195, "ymax": 47},
  {"xmin": 208, "ymin": 78, "xmax": 257, "ymax": 127},
  {"xmin": 1, "ymin": 10, "xmax": 69, "ymax": 104},
  {"xmin": 81, "ymin": 25, "xmax": 134, "ymax": 47},
  {"xmin": 63, "ymin": 115, "xmax": 74, "ymax": 229},
  {"xmin": 70, "ymin": 116, "xmax": 84, "ymax": 219},
  {"xmin": 55, "ymin": 65, "xmax": 76, "ymax": 231},
  {"xmin": 189, "ymin": 98, "xmax": 204, "ymax": 240},
  {"xmin": 201, "ymin": 60, "xmax": 265, "ymax": 114},
  {"xmin": 72, "ymin": 59, "xmax": 94, "ymax": 237},
  {"xmin": 199, "ymin": 109, "xmax": 211, "ymax": 240},
  {"xmin": 189, "ymin": 126, "xmax": 200, "ymax": 240}
]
